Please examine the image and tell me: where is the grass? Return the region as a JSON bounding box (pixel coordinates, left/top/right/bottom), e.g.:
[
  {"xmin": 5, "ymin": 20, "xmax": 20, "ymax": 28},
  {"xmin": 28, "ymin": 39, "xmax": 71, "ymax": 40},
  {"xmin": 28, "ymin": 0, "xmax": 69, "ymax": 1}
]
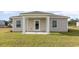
[{"xmin": 0, "ymin": 27, "xmax": 79, "ymax": 47}]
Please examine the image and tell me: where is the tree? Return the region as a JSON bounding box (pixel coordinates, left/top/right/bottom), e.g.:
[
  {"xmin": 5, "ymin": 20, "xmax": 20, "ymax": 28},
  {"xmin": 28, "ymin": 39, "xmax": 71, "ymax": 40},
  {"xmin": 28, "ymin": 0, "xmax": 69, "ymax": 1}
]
[
  {"xmin": 4, "ymin": 21, "xmax": 8, "ymax": 26},
  {"xmin": 68, "ymin": 18, "xmax": 79, "ymax": 26},
  {"xmin": 75, "ymin": 18, "xmax": 79, "ymax": 22},
  {"xmin": 8, "ymin": 18, "xmax": 13, "ymax": 28},
  {"xmin": 9, "ymin": 18, "xmax": 13, "ymax": 23}
]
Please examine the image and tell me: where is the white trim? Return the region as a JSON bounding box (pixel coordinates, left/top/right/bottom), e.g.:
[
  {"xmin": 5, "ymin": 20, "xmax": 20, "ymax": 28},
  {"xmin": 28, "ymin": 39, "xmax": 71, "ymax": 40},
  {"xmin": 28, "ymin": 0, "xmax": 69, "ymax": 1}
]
[
  {"xmin": 46, "ymin": 16, "xmax": 50, "ymax": 33},
  {"xmin": 52, "ymin": 20, "xmax": 57, "ymax": 28},
  {"xmin": 22, "ymin": 16, "xmax": 48, "ymax": 18},
  {"xmin": 22, "ymin": 16, "xmax": 26, "ymax": 34},
  {"xmin": 15, "ymin": 20, "xmax": 21, "ymax": 28},
  {"xmin": 26, "ymin": 18, "xmax": 28, "ymax": 32},
  {"xmin": 20, "ymin": 14, "xmax": 50, "ymax": 16},
  {"xmin": 12, "ymin": 18, "xmax": 14, "ymax": 31},
  {"xmin": 34, "ymin": 19, "xmax": 40, "ymax": 31}
]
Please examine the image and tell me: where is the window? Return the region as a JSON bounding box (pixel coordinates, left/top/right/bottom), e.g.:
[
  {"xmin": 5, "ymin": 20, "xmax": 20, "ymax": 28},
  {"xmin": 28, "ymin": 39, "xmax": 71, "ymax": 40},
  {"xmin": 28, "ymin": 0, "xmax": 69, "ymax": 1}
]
[
  {"xmin": 34, "ymin": 20, "xmax": 40, "ymax": 31},
  {"xmin": 52, "ymin": 20, "xmax": 57, "ymax": 27},
  {"xmin": 16, "ymin": 20, "xmax": 21, "ymax": 28},
  {"xmin": 35, "ymin": 21, "xmax": 39, "ymax": 30}
]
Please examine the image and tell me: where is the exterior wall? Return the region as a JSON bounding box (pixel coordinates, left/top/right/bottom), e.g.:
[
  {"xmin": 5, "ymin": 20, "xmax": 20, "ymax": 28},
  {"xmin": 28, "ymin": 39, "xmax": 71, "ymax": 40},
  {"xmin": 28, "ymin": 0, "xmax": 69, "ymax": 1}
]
[
  {"xmin": 12, "ymin": 16, "xmax": 68, "ymax": 32},
  {"xmin": 27, "ymin": 18, "xmax": 46, "ymax": 32},
  {"xmin": 12, "ymin": 17, "xmax": 22, "ymax": 31},
  {"xmin": 50, "ymin": 18, "xmax": 68, "ymax": 32}
]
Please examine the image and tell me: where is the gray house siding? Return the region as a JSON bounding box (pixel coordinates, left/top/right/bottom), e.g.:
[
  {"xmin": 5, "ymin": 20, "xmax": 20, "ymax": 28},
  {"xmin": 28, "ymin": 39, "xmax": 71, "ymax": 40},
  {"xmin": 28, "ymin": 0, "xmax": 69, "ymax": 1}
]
[
  {"xmin": 12, "ymin": 18, "xmax": 22, "ymax": 32},
  {"xmin": 50, "ymin": 18, "xmax": 68, "ymax": 32},
  {"xmin": 11, "ymin": 11, "xmax": 68, "ymax": 32},
  {"xmin": 12, "ymin": 18, "xmax": 68, "ymax": 32}
]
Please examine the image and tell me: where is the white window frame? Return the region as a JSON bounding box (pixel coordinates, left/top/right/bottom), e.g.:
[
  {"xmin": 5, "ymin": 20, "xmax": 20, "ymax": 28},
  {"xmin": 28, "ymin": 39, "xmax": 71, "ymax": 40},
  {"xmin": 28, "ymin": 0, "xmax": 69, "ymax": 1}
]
[
  {"xmin": 52, "ymin": 20, "xmax": 57, "ymax": 28},
  {"xmin": 16, "ymin": 20, "xmax": 21, "ymax": 28},
  {"xmin": 34, "ymin": 19, "xmax": 40, "ymax": 31}
]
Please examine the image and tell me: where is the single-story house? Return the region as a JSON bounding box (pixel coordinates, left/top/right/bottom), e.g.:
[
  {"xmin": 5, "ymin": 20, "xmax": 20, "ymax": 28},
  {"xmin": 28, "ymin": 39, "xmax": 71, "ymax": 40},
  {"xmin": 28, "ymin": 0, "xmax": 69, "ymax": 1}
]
[{"xmin": 10, "ymin": 11, "xmax": 69, "ymax": 34}]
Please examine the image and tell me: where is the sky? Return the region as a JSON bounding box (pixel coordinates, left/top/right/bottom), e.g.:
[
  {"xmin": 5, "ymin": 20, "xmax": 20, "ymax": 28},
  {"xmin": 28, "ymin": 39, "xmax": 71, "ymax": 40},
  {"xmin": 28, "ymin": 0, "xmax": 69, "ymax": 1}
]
[
  {"xmin": 0, "ymin": 0, "xmax": 79, "ymax": 20},
  {"xmin": 0, "ymin": 11, "xmax": 79, "ymax": 21},
  {"xmin": 0, "ymin": 11, "xmax": 22, "ymax": 20}
]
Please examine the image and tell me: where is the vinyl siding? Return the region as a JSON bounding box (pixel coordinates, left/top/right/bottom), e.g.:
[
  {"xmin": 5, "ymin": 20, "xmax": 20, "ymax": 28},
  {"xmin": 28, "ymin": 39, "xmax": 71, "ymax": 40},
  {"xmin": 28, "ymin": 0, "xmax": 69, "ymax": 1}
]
[
  {"xmin": 27, "ymin": 18, "xmax": 46, "ymax": 32},
  {"xmin": 50, "ymin": 18, "xmax": 68, "ymax": 32},
  {"xmin": 12, "ymin": 17, "xmax": 68, "ymax": 32},
  {"xmin": 12, "ymin": 18, "xmax": 22, "ymax": 31}
]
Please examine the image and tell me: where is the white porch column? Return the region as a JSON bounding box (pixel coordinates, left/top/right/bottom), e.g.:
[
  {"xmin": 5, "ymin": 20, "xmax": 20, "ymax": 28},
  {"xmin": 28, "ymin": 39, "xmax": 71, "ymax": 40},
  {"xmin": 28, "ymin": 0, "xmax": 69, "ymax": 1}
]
[
  {"xmin": 22, "ymin": 16, "xmax": 26, "ymax": 34},
  {"xmin": 26, "ymin": 18, "xmax": 28, "ymax": 32},
  {"xmin": 46, "ymin": 16, "xmax": 50, "ymax": 33}
]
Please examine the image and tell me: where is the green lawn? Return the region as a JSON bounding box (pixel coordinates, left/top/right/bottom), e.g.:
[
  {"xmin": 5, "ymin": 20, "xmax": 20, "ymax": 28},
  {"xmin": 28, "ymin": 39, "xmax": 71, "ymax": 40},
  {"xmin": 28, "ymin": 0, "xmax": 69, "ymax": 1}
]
[{"xmin": 0, "ymin": 27, "xmax": 79, "ymax": 47}]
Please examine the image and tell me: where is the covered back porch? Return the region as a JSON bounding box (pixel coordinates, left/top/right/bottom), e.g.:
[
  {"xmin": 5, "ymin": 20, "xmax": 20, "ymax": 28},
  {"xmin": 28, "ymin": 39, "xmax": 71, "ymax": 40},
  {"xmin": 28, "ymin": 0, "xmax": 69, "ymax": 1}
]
[{"xmin": 22, "ymin": 16, "xmax": 50, "ymax": 34}]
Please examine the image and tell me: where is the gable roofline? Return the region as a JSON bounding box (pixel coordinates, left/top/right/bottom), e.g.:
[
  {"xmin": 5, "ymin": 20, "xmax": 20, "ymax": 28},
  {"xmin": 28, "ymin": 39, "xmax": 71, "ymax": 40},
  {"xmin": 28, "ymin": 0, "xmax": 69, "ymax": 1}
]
[
  {"xmin": 20, "ymin": 11, "xmax": 52, "ymax": 15},
  {"xmin": 10, "ymin": 11, "xmax": 69, "ymax": 19},
  {"xmin": 20, "ymin": 11, "xmax": 69, "ymax": 18}
]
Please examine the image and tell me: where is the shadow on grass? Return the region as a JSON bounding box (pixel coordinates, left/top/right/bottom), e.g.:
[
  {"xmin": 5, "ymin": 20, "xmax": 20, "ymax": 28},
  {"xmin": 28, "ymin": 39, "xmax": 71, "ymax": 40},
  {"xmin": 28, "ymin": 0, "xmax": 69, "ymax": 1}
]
[{"xmin": 60, "ymin": 29, "xmax": 79, "ymax": 36}]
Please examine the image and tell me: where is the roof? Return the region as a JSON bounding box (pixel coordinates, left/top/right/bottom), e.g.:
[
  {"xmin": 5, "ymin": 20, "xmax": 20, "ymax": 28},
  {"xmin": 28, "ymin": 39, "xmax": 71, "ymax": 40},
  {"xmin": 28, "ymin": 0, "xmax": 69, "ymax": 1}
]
[
  {"xmin": 10, "ymin": 11, "xmax": 69, "ymax": 19},
  {"xmin": 20, "ymin": 11, "xmax": 52, "ymax": 14},
  {"xmin": 20, "ymin": 11, "xmax": 69, "ymax": 18},
  {"xmin": 11, "ymin": 16, "xmax": 22, "ymax": 18},
  {"xmin": 50, "ymin": 14, "xmax": 69, "ymax": 18}
]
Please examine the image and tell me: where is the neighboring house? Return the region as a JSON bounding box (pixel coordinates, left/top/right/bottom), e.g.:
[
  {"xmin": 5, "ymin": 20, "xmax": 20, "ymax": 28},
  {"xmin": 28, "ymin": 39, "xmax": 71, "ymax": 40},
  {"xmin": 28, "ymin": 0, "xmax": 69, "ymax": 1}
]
[
  {"xmin": 0, "ymin": 20, "xmax": 5, "ymax": 27},
  {"xmin": 76, "ymin": 21, "xmax": 79, "ymax": 27},
  {"xmin": 10, "ymin": 11, "xmax": 69, "ymax": 34}
]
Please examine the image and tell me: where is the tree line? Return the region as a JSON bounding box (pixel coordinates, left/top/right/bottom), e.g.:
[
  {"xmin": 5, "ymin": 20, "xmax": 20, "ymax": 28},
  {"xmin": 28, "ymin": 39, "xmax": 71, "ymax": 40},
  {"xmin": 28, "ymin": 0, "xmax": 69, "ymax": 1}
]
[{"xmin": 68, "ymin": 18, "xmax": 79, "ymax": 26}]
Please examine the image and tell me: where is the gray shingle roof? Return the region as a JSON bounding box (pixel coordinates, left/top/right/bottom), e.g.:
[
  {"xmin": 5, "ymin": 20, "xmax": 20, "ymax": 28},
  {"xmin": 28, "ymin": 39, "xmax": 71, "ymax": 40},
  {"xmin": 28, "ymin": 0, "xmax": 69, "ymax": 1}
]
[
  {"xmin": 9, "ymin": 11, "xmax": 69, "ymax": 19},
  {"xmin": 20, "ymin": 11, "xmax": 69, "ymax": 18},
  {"xmin": 21, "ymin": 11, "xmax": 52, "ymax": 14},
  {"xmin": 50, "ymin": 14, "xmax": 69, "ymax": 18}
]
